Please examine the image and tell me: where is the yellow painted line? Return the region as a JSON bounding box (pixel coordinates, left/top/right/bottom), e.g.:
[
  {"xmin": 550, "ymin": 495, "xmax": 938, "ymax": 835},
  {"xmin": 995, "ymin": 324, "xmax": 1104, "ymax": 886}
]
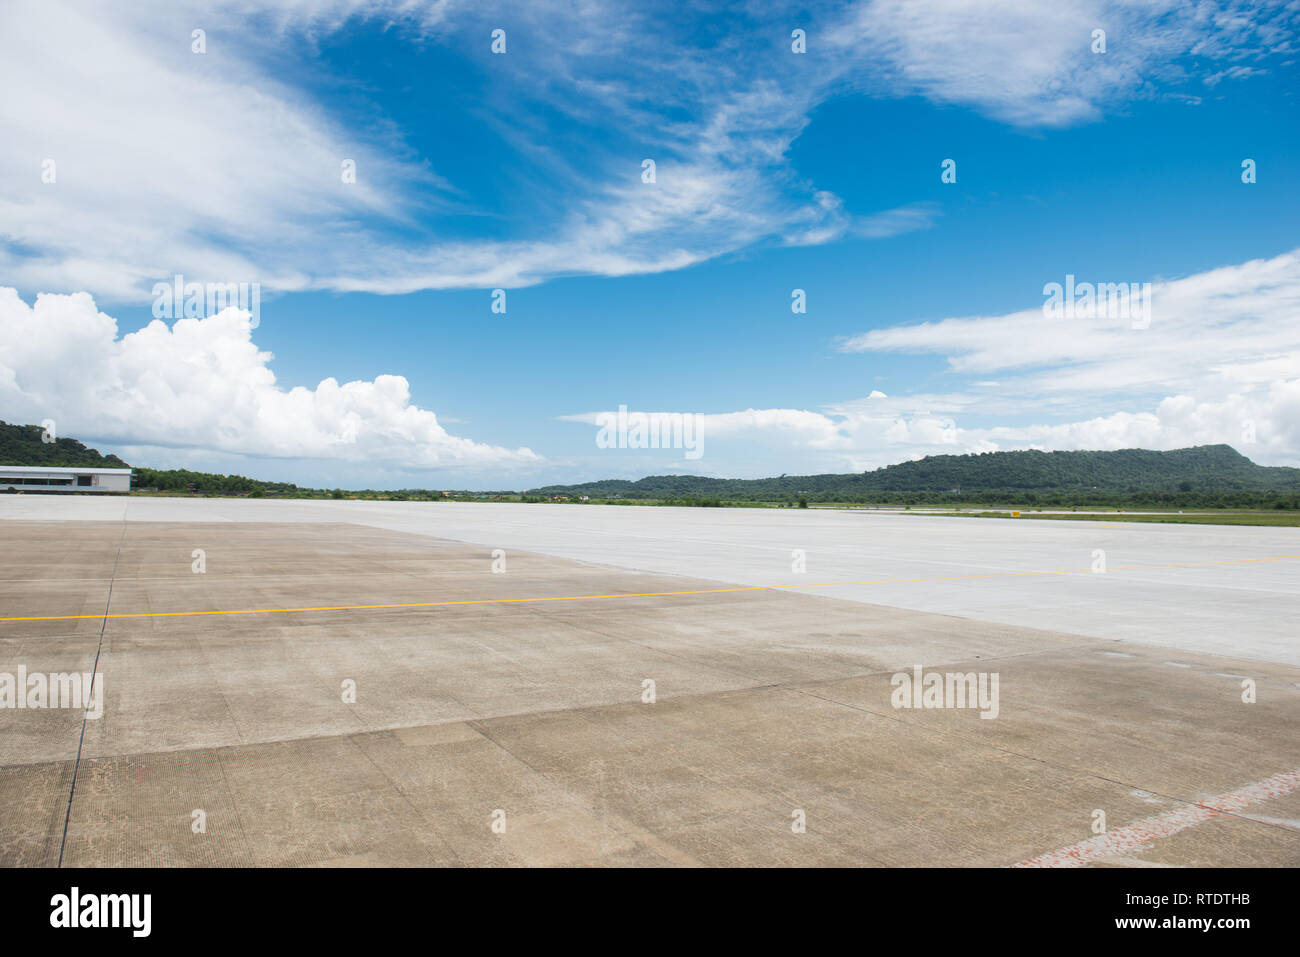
[{"xmin": 3, "ymin": 554, "xmax": 1299, "ymax": 624}]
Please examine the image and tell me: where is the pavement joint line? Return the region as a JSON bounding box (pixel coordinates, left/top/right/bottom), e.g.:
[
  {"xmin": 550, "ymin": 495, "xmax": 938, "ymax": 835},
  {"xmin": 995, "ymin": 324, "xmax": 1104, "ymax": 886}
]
[
  {"xmin": 23, "ymin": 640, "xmax": 1087, "ymax": 768},
  {"xmin": 455, "ymin": 719, "xmax": 647, "ymax": 863},
  {"xmin": 345, "ymin": 736, "xmax": 466, "ymax": 866},
  {"xmin": 57, "ymin": 521, "xmax": 126, "ymax": 868},
  {"xmin": 212, "ymin": 749, "xmax": 256, "ymax": 866},
  {"xmin": 3, "ymin": 553, "xmax": 1298, "ymax": 623}
]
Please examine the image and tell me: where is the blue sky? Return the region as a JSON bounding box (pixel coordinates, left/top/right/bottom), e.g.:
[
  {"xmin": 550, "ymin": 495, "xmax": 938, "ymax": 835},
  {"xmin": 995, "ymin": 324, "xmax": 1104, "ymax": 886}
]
[{"xmin": 1, "ymin": 1, "xmax": 1298, "ymax": 488}]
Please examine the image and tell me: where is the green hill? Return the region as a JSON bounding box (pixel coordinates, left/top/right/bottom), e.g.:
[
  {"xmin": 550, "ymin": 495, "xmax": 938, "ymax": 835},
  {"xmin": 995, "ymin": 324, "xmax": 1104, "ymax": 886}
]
[
  {"xmin": 533, "ymin": 445, "xmax": 1300, "ymax": 507},
  {"xmin": 4, "ymin": 418, "xmax": 1296, "ymax": 508},
  {"xmin": 0, "ymin": 420, "xmax": 313, "ymax": 495},
  {"xmin": 0, "ymin": 420, "xmax": 130, "ymax": 468}
]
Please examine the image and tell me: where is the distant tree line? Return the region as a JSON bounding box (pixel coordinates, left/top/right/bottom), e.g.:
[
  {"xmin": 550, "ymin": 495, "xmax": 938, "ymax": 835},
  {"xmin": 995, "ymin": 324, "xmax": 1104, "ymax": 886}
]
[
  {"xmin": 6, "ymin": 420, "xmax": 1299, "ymax": 508},
  {"xmin": 131, "ymin": 467, "xmax": 303, "ymax": 495}
]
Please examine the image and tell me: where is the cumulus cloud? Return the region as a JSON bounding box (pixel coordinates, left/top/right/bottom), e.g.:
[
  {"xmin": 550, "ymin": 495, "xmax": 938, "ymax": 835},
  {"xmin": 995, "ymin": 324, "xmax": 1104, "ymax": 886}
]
[
  {"xmin": 981, "ymin": 385, "xmax": 1300, "ymax": 462},
  {"xmin": 0, "ymin": 287, "xmax": 538, "ymax": 469}
]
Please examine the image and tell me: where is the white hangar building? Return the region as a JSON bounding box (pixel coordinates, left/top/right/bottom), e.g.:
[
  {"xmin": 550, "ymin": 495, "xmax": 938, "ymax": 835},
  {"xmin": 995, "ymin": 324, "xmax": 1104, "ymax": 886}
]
[{"xmin": 0, "ymin": 466, "xmax": 132, "ymax": 493}]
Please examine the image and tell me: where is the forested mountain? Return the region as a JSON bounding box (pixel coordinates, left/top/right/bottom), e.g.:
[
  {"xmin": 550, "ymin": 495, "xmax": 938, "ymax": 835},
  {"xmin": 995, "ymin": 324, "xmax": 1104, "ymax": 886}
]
[
  {"xmin": 0, "ymin": 420, "xmax": 129, "ymax": 468},
  {"xmin": 534, "ymin": 445, "xmax": 1300, "ymax": 505}
]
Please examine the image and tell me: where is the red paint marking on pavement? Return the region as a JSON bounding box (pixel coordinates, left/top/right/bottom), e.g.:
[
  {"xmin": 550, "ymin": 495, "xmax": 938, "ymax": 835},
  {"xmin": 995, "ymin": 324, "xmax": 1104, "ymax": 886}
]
[{"xmin": 1012, "ymin": 767, "xmax": 1300, "ymax": 867}]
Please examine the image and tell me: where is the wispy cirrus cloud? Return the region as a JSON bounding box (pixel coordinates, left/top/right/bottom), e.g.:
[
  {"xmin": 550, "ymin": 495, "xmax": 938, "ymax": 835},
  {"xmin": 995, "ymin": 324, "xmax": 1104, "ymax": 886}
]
[
  {"xmin": 835, "ymin": 0, "xmax": 1298, "ymax": 126},
  {"xmin": 2, "ymin": 0, "xmax": 1293, "ymax": 303},
  {"xmin": 840, "ymin": 249, "xmax": 1300, "ymax": 402}
]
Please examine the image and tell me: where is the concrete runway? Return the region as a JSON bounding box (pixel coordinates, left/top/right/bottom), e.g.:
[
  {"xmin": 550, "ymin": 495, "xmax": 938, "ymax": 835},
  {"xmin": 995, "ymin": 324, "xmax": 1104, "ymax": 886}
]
[
  {"xmin": 0, "ymin": 499, "xmax": 1297, "ymax": 866},
  {"xmin": 5, "ymin": 496, "xmax": 1298, "ymax": 663}
]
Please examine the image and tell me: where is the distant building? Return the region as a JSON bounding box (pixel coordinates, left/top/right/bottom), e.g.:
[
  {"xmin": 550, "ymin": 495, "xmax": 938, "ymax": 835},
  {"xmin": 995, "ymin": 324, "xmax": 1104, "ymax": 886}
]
[{"xmin": 0, "ymin": 466, "xmax": 132, "ymax": 493}]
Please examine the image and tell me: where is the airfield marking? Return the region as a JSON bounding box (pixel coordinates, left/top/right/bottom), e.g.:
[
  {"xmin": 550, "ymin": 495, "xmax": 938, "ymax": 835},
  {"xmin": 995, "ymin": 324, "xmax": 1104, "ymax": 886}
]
[
  {"xmin": 3, "ymin": 553, "xmax": 1298, "ymax": 623},
  {"xmin": 1011, "ymin": 767, "xmax": 1300, "ymax": 867}
]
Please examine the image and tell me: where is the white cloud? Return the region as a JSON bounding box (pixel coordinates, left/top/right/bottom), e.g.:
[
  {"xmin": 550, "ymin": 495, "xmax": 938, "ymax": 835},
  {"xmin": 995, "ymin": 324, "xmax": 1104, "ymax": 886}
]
[
  {"xmin": 841, "ymin": 249, "xmax": 1300, "ymax": 402},
  {"xmin": 560, "ymin": 380, "xmax": 1300, "ymax": 473},
  {"xmin": 1204, "ymin": 65, "xmax": 1269, "ymax": 87},
  {"xmin": 836, "ymin": 0, "xmax": 1295, "ymax": 127},
  {"xmin": 554, "ymin": 249, "xmax": 1300, "ymax": 472},
  {"xmin": 0, "ymin": 287, "xmax": 538, "ymax": 469},
  {"xmin": 981, "ymin": 385, "xmax": 1300, "ymax": 462},
  {"xmin": 0, "ymin": 0, "xmax": 920, "ymax": 302},
  {"xmin": 0, "ymin": 2, "xmax": 448, "ymax": 301},
  {"xmin": 3, "ymin": 1, "xmax": 1291, "ymax": 302},
  {"xmin": 829, "ymin": 250, "xmax": 1300, "ymax": 465}
]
